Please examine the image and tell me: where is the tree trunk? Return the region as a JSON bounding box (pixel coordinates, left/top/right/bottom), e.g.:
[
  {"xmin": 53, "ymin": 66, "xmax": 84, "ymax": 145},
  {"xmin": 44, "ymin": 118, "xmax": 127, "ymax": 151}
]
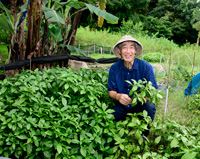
[
  {"xmin": 26, "ymin": 0, "xmax": 43, "ymax": 70},
  {"xmin": 64, "ymin": 9, "xmax": 82, "ymax": 67},
  {"xmin": 66, "ymin": 9, "xmax": 82, "ymax": 47}
]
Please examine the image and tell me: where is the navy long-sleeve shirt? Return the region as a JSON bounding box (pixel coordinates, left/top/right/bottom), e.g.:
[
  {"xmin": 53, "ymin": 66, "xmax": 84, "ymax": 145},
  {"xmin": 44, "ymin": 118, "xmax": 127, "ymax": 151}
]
[{"xmin": 108, "ymin": 58, "xmax": 158, "ymax": 109}]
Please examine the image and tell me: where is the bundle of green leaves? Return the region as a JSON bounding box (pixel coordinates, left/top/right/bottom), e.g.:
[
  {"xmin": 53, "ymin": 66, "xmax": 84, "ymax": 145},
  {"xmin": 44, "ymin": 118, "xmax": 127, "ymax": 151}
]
[{"xmin": 126, "ymin": 79, "xmax": 163, "ymax": 107}]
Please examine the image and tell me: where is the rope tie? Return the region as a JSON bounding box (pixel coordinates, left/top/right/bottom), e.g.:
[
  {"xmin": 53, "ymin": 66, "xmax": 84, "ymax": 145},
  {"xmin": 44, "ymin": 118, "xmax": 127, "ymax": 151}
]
[
  {"xmin": 28, "ymin": 59, "xmax": 32, "ymax": 70},
  {"xmin": 2, "ymin": 66, "xmax": 6, "ymax": 77},
  {"xmin": 96, "ymin": 59, "xmax": 98, "ymax": 63}
]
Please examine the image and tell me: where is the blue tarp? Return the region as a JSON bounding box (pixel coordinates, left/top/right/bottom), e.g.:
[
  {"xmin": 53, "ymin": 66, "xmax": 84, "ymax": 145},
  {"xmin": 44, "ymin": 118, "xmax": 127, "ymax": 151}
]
[{"xmin": 184, "ymin": 73, "xmax": 200, "ymax": 95}]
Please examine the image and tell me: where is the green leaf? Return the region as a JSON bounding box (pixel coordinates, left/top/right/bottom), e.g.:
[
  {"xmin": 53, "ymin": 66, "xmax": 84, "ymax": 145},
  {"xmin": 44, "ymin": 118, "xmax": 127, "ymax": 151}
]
[
  {"xmin": 27, "ymin": 143, "xmax": 33, "ymax": 155},
  {"xmin": 84, "ymin": 3, "xmax": 118, "ymax": 24},
  {"xmin": 112, "ymin": 146, "xmax": 118, "ymax": 153},
  {"xmin": 66, "ymin": 45, "xmax": 86, "ymax": 56},
  {"xmin": 43, "ymin": 150, "xmax": 52, "ymax": 158},
  {"xmin": 44, "ymin": 141, "xmax": 53, "ymax": 148},
  {"xmin": 57, "ymin": 143, "xmax": 62, "ymax": 154},
  {"xmin": 170, "ymin": 138, "xmax": 179, "ymax": 148},
  {"xmin": 119, "ymin": 144, "xmax": 124, "ymax": 150},
  {"xmin": 71, "ymin": 139, "xmax": 79, "ymax": 144},
  {"xmin": 138, "ymin": 137, "xmax": 143, "ymax": 145},
  {"xmin": 181, "ymin": 152, "xmax": 198, "ymax": 159},
  {"xmin": 49, "ymin": 25, "xmax": 63, "ymax": 42},
  {"xmin": 131, "ymin": 98, "xmax": 137, "ymax": 107},
  {"xmin": 42, "ymin": 6, "xmax": 65, "ymax": 24},
  {"xmin": 17, "ymin": 135, "xmax": 28, "ymax": 140},
  {"xmin": 119, "ymin": 128, "xmax": 124, "ymax": 138},
  {"xmin": 157, "ymin": 94, "xmax": 163, "ymax": 98},
  {"xmin": 64, "ymin": 83, "xmax": 69, "ymax": 90},
  {"xmin": 135, "ymin": 130, "xmax": 141, "ymax": 141},
  {"xmin": 143, "ymin": 110, "xmax": 148, "ymax": 117},
  {"xmin": 95, "ymin": 137, "xmax": 101, "ymax": 144},
  {"xmin": 80, "ymin": 147, "xmax": 87, "ymax": 157},
  {"xmin": 0, "ymin": 86, "xmax": 7, "ymax": 94},
  {"xmin": 154, "ymin": 136, "xmax": 161, "ymax": 145},
  {"xmin": 62, "ymin": 98, "xmax": 67, "ymax": 107},
  {"xmin": 131, "ymin": 86, "xmax": 138, "ymax": 92}
]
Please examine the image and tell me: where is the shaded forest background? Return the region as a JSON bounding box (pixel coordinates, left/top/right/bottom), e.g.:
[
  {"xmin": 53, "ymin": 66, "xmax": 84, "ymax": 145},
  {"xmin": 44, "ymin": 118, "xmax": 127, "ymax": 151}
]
[{"xmin": 79, "ymin": 0, "xmax": 200, "ymax": 46}]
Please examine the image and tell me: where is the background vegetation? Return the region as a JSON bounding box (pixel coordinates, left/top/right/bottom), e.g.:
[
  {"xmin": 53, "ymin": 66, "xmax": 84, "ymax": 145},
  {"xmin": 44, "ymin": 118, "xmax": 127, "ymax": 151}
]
[{"xmin": 80, "ymin": 0, "xmax": 200, "ymax": 45}]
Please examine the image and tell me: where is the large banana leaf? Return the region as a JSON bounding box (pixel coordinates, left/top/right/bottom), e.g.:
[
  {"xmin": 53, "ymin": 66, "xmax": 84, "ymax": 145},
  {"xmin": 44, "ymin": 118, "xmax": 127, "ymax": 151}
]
[
  {"xmin": 0, "ymin": 2, "xmax": 14, "ymax": 33},
  {"xmin": 66, "ymin": 45, "xmax": 86, "ymax": 56},
  {"xmin": 58, "ymin": 1, "xmax": 118, "ymax": 24},
  {"xmin": 84, "ymin": 3, "xmax": 118, "ymax": 24},
  {"xmin": 0, "ymin": 14, "xmax": 14, "ymax": 33},
  {"xmin": 98, "ymin": 0, "xmax": 106, "ymax": 27},
  {"xmin": 49, "ymin": 25, "xmax": 63, "ymax": 42},
  {"xmin": 42, "ymin": 6, "xmax": 65, "ymax": 24}
]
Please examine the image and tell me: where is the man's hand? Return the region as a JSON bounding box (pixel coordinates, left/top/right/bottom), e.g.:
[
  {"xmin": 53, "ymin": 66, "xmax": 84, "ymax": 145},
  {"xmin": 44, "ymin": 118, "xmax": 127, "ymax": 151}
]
[{"xmin": 116, "ymin": 94, "xmax": 132, "ymax": 106}]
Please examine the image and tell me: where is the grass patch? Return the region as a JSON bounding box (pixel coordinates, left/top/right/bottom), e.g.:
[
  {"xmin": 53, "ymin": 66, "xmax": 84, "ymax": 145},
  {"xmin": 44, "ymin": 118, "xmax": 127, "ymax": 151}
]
[{"xmin": 0, "ymin": 44, "xmax": 8, "ymax": 66}]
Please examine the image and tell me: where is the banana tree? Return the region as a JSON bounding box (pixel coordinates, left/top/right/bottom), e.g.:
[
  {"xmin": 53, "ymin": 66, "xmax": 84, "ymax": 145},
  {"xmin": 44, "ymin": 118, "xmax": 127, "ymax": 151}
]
[{"xmin": 0, "ymin": 0, "xmax": 118, "ymax": 75}]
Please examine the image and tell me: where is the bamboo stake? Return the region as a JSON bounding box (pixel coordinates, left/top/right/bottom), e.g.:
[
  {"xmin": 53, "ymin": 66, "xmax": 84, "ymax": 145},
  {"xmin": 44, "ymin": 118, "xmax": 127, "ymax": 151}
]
[
  {"xmin": 187, "ymin": 52, "xmax": 196, "ymax": 105},
  {"xmin": 162, "ymin": 52, "xmax": 171, "ymax": 123},
  {"xmin": 178, "ymin": 56, "xmax": 179, "ymax": 65}
]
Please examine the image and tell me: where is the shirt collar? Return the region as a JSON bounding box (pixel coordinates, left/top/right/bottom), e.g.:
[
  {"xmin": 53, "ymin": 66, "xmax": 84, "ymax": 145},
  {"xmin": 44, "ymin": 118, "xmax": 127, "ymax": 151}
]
[{"xmin": 119, "ymin": 59, "xmax": 139, "ymax": 71}]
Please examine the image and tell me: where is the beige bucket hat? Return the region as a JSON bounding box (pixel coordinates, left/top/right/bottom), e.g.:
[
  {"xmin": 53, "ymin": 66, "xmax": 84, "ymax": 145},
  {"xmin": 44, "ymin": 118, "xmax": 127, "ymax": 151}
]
[{"xmin": 113, "ymin": 35, "xmax": 143, "ymax": 58}]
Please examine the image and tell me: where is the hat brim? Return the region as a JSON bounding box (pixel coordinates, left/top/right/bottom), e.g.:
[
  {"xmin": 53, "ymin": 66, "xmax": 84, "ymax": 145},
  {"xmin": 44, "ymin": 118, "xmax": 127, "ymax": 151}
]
[{"xmin": 113, "ymin": 35, "xmax": 143, "ymax": 58}]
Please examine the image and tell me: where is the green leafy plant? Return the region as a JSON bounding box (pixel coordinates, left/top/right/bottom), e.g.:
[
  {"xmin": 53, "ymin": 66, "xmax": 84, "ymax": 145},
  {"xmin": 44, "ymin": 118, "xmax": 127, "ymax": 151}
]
[
  {"xmin": 110, "ymin": 111, "xmax": 153, "ymax": 158},
  {"xmin": 126, "ymin": 79, "xmax": 163, "ymax": 107},
  {"xmin": 0, "ymin": 67, "xmax": 117, "ymax": 158},
  {"xmin": 150, "ymin": 120, "xmax": 200, "ymax": 159},
  {"xmin": 187, "ymin": 93, "xmax": 200, "ymax": 113}
]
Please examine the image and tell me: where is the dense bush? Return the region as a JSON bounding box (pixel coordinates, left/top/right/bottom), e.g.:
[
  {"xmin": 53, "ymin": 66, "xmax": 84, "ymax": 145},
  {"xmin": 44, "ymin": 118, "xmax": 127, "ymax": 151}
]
[
  {"xmin": 0, "ymin": 67, "xmax": 150, "ymax": 158},
  {"xmin": 143, "ymin": 52, "xmax": 166, "ymax": 63}
]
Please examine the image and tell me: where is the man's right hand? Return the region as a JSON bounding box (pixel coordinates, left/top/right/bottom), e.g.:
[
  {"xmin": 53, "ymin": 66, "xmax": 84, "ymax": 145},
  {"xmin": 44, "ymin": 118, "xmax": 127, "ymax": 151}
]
[{"xmin": 116, "ymin": 94, "xmax": 132, "ymax": 106}]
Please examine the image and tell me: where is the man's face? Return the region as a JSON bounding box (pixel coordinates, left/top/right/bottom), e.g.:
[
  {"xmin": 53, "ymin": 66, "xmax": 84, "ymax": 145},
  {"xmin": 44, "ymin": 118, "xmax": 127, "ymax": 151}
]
[{"xmin": 121, "ymin": 41, "xmax": 136, "ymax": 63}]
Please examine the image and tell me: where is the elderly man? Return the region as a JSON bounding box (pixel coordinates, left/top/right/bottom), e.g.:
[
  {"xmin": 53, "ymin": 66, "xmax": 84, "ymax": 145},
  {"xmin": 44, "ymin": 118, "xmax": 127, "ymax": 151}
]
[{"xmin": 107, "ymin": 35, "xmax": 158, "ymax": 136}]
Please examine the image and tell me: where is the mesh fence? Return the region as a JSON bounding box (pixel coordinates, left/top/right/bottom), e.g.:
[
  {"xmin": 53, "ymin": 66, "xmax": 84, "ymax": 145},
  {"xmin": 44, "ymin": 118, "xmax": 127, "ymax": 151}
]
[{"xmin": 74, "ymin": 43, "xmax": 114, "ymax": 55}]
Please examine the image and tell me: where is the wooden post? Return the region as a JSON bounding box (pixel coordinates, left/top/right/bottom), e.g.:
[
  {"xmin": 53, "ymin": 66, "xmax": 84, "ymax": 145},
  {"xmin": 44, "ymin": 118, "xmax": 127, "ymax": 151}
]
[
  {"xmin": 178, "ymin": 56, "xmax": 180, "ymax": 65},
  {"xmin": 101, "ymin": 47, "xmax": 103, "ymax": 58}
]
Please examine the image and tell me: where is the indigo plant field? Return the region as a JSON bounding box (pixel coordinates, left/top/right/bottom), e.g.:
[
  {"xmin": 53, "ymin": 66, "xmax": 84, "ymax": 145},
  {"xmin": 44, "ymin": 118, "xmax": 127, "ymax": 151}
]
[{"xmin": 0, "ymin": 67, "xmax": 199, "ymax": 159}]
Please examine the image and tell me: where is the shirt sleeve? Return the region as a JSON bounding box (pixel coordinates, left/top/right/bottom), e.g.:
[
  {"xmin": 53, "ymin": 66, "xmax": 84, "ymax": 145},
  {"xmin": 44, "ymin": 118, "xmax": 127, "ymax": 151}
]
[
  {"xmin": 107, "ymin": 66, "xmax": 117, "ymax": 91},
  {"xmin": 145, "ymin": 64, "xmax": 158, "ymax": 89}
]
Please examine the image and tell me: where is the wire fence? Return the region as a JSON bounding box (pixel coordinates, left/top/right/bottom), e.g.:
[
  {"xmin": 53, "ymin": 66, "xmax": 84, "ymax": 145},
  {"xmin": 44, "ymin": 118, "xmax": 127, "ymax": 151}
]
[{"xmin": 75, "ymin": 43, "xmax": 114, "ymax": 55}]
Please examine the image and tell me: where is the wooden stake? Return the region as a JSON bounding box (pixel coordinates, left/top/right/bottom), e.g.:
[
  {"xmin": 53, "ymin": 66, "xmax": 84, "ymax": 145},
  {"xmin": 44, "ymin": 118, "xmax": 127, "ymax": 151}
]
[{"xmin": 163, "ymin": 52, "xmax": 171, "ymax": 123}]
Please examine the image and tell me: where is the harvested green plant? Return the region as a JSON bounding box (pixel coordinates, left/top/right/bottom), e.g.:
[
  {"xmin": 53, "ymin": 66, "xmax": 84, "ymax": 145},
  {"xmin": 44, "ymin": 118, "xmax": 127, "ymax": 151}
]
[{"xmin": 126, "ymin": 79, "xmax": 163, "ymax": 107}]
